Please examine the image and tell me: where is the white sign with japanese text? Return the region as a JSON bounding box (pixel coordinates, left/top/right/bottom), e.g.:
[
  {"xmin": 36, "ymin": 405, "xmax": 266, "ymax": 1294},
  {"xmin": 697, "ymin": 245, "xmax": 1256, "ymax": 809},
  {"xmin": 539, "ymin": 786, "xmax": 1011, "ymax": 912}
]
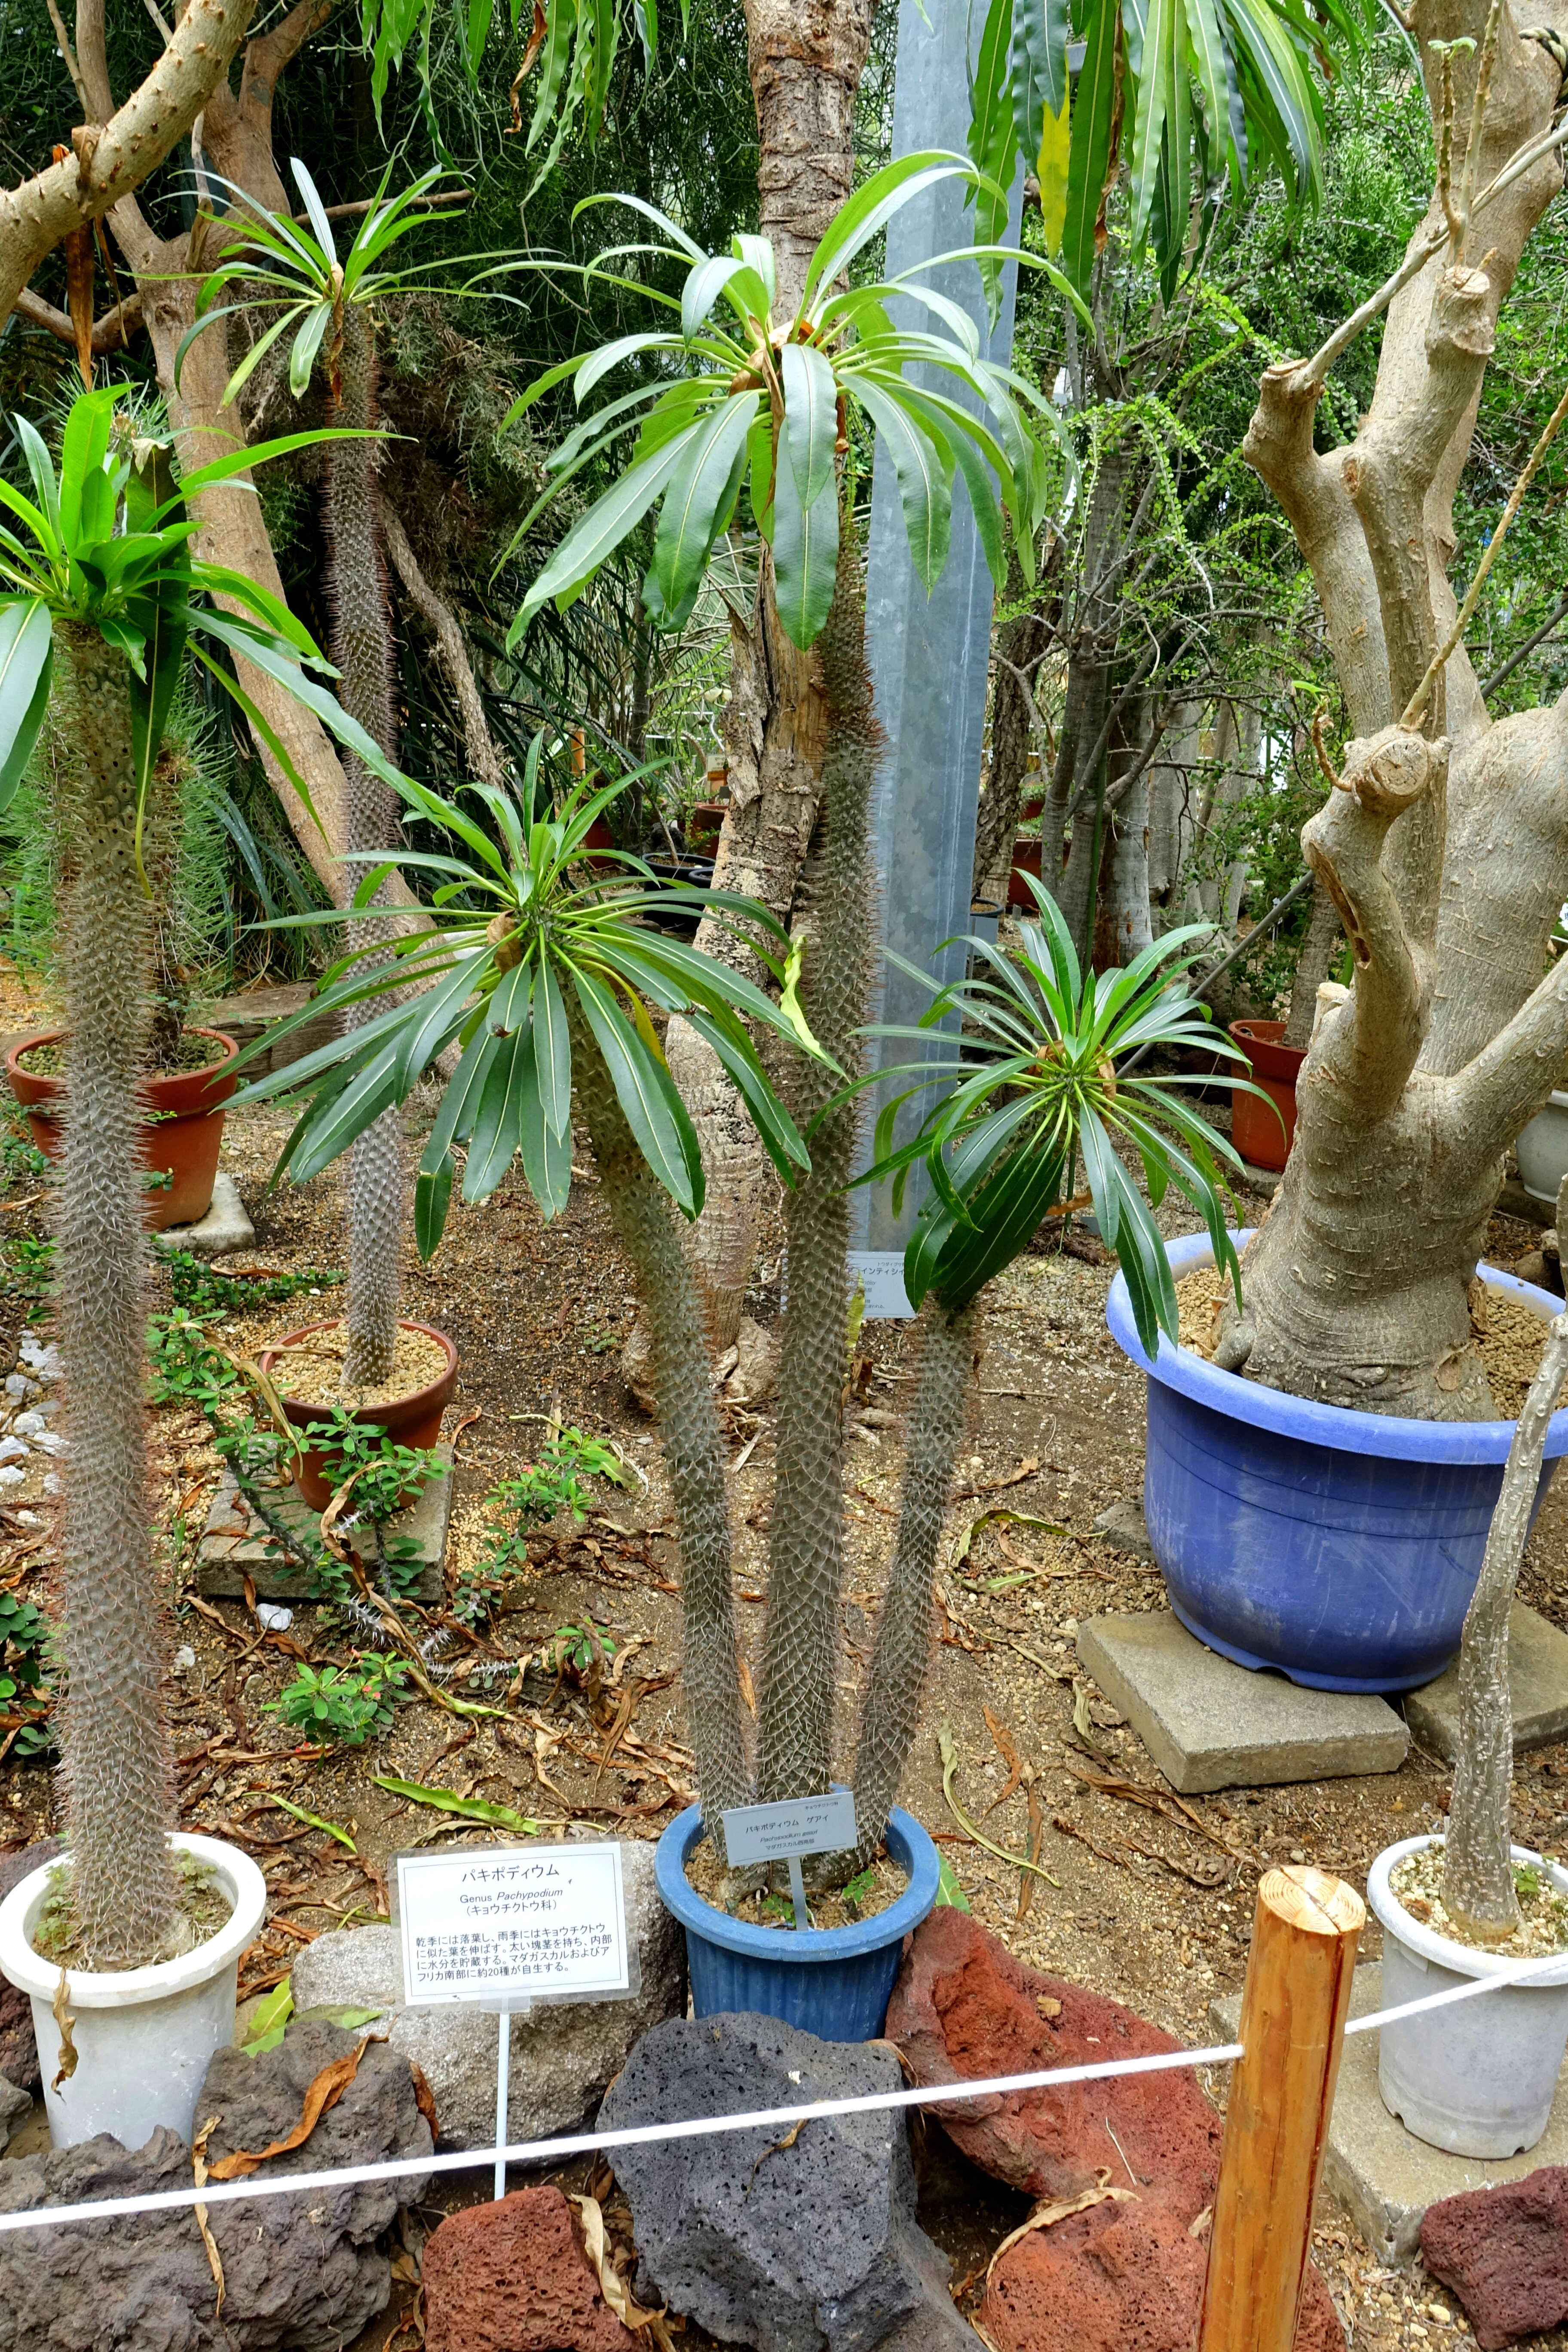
[{"xmin": 397, "ymin": 1842, "xmax": 629, "ymax": 2007}]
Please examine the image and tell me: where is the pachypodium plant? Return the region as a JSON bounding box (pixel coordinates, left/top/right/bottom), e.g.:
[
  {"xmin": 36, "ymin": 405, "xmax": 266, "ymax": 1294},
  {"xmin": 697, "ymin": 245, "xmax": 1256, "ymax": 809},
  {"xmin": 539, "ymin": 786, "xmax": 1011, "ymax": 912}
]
[
  {"xmin": 497, "ymin": 158, "xmax": 1068, "ymax": 1834},
  {"xmin": 0, "ymin": 387, "xmax": 404, "ymax": 1967},
  {"xmin": 179, "ymin": 161, "xmax": 471, "ymax": 1390},
  {"xmin": 839, "ymin": 881, "xmax": 1250, "ymax": 1852},
  {"xmin": 232, "ymin": 742, "xmax": 821, "ymax": 1836}
]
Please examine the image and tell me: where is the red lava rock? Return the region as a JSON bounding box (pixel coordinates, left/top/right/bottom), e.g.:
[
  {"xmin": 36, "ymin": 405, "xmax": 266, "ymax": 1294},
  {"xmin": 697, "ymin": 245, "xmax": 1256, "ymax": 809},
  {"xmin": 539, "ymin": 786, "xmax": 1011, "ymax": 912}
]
[
  {"xmin": 979, "ymin": 2199, "xmax": 1345, "ymax": 2352},
  {"xmin": 1421, "ymin": 2168, "xmax": 1568, "ymax": 2349},
  {"xmin": 422, "ymin": 2185, "xmax": 637, "ymax": 2352},
  {"xmin": 885, "ymin": 1905, "xmax": 1222, "ymax": 2218}
]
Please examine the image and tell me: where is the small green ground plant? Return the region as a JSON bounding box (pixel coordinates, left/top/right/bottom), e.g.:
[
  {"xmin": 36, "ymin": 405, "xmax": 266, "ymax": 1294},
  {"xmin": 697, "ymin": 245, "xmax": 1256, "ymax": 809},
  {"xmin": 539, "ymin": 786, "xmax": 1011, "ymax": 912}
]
[
  {"xmin": 266, "ymin": 1654, "xmax": 409, "ymax": 1745},
  {"xmin": 455, "ymin": 1428, "xmax": 621, "ymax": 1621}
]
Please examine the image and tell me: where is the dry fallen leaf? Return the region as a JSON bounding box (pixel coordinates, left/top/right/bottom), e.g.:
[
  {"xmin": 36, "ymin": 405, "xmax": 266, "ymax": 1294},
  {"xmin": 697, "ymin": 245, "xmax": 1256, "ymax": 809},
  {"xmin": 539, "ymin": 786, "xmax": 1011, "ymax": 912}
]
[
  {"xmin": 51, "ymin": 1965, "xmax": 77, "ymax": 2092},
  {"xmin": 191, "ymin": 2113, "xmax": 226, "ymax": 2317},
  {"xmin": 208, "ymin": 2034, "xmax": 381, "ymax": 2178},
  {"xmin": 986, "ymin": 2170, "xmax": 1139, "ymax": 2280},
  {"xmin": 407, "ymin": 2058, "xmax": 439, "ymax": 2142},
  {"xmin": 569, "ymin": 2193, "xmax": 670, "ymax": 2336},
  {"xmin": 736, "ymin": 1655, "xmax": 757, "ymax": 1717}
]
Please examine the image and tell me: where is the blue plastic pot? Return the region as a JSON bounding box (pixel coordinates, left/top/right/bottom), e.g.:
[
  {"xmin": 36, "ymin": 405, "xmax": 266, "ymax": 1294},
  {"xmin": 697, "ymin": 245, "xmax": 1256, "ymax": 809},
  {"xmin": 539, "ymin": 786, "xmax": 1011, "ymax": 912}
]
[
  {"xmin": 655, "ymin": 1803, "xmax": 940, "ymax": 2040},
  {"xmin": 1106, "ymin": 1233, "xmax": 1568, "ymax": 1693}
]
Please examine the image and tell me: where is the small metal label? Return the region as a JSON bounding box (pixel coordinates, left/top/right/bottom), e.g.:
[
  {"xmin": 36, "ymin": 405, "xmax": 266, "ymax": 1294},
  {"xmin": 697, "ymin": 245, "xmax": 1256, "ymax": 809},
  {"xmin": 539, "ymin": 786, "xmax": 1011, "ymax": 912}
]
[{"xmin": 720, "ymin": 1788, "xmax": 859, "ymax": 1866}]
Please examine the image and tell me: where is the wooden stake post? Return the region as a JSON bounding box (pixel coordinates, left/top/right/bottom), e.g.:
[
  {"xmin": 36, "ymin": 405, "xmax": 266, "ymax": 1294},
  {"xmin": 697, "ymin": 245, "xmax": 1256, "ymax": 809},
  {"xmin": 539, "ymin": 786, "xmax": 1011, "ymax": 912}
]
[{"xmin": 1197, "ymin": 1865, "xmax": 1365, "ymax": 2352}]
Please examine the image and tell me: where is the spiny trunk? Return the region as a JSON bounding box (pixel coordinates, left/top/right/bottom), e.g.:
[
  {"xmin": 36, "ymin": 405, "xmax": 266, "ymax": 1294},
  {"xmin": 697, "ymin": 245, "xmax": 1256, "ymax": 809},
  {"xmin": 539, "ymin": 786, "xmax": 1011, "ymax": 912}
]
[
  {"xmin": 642, "ymin": 0, "xmax": 876, "ymax": 1373},
  {"xmin": 1444, "ymin": 1314, "xmax": 1568, "ymax": 1940},
  {"xmin": 570, "ymin": 1005, "xmax": 750, "ymax": 1842},
  {"xmin": 55, "ymin": 623, "xmax": 177, "ymax": 1968},
  {"xmin": 329, "ymin": 306, "xmax": 404, "ymax": 1391},
  {"xmin": 757, "ymin": 529, "xmax": 879, "ymax": 1804},
  {"xmin": 1102, "ymin": 764, "xmax": 1154, "ymax": 968},
  {"xmin": 655, "ymin": 578, "xmax": 826, "ymax": 1363},
  {"xmin": 849, "ymin": 1298, "xmax": 979, "ymax": 1859},
  {"xmin": 1044, "ymin": 449, "xmax": 1127, "ymax": 932}
]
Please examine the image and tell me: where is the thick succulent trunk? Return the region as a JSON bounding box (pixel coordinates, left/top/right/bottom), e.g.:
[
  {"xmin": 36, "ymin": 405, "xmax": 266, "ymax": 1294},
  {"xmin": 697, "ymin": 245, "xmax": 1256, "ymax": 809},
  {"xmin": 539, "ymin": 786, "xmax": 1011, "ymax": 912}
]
[
  {"xmin": 54, "ymin": 624, "xmax": 177, "ymax": 1968},
  {"xmin": 1222, "ymin": 6, "xmax": 1568, "ymax": 1417},
  {"xmin": 849, "ymin": 1298, "xmax": 978, "ymax": 1859},
  {"xmin": 569, "ymin": 1006, "xmax": 750, "ymax": 1841},
  {"xmin": 1042, "ymin": 448, "xmax": 1128, "ymax": 935},
  {"xmin": 757, "ymin": 530, "xmax": 879, "ymax": 1804},
  {"xmin": 1283, "ymin": 880, "xmax": 1344, "ymax": 1050},
  {"xmin": 329, "ymin": 306, "xmax": 405, "ymax": 1391},
  {"xmin": 1443, "ymin": 1314, "xmax": 1568, "ymax": 1942},
  {"xmin": 643, "ymin": 0, "xmax": 876, "ymax": 1369}
]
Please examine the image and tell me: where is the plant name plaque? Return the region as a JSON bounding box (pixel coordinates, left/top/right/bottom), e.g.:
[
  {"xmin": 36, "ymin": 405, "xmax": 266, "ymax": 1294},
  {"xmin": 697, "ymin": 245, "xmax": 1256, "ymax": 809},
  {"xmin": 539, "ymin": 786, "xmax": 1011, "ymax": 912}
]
[
  {"xmin": 397, "ymin": 1841, "xmax": 630, "ymax": 2199},
  {"xmin": 721, "ymin": 1789, "xmax": 858, "ymax": 1929}
]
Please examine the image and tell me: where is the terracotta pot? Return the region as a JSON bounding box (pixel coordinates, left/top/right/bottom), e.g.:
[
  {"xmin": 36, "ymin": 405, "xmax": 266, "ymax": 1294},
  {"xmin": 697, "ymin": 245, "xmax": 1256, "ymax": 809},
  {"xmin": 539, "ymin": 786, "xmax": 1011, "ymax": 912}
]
[
  {"xmin": 6, "ymin": 1026, "xmax": 239, "ymax": 1231},
  {"xmin": 1228, "ymin": 1017, "xmax": 1305, "ymax": 1171},
  {"xmin": 1007, "ymin": 839, "xmax": 1044, "ymax": 908},
  {"xmin": 258, "ymin": 1318, "xmax": 459, "ymax": 1511},
  {"xmin": 1019, "ymin": 793, "xmax": 1045, "ymax": 823},
  {"xmin": 686, "ymin": 799, "xmax": 728, "ymax": 853}
]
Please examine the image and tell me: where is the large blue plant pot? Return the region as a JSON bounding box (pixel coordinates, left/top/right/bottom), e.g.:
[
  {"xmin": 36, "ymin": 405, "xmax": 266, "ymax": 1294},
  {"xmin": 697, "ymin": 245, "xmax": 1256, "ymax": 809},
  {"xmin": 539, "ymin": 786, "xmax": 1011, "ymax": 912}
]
[
  {"xmin": 1106, "ymin": 1232, "xmax": 1568, "ymax": 1694},
  {"xmin": 655, "ymin": 1803, "xmax": 940, "ymax": 2041}
]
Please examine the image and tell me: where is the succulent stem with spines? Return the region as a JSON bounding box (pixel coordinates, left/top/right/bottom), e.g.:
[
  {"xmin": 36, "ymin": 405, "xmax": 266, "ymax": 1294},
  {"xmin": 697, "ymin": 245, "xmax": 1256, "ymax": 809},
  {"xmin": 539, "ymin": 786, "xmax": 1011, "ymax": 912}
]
[
  {"xmin": 849, "ymin": 1298, "xmax": 979, "ymax": 1859},
  {"xmin": 569, "ymin": 1002, "xmax": 750, "ymax": 1844},
  {"xmin": 328, "ymin": 304, "xmax": 404, "ymax": 1391},
  {"xmin": 756, "ymin": 520, "xmax": 879, "ymax": 1804},
  {"xmin": 55, "ymin": 622, "xmax": 178, "ymax": 1968}
]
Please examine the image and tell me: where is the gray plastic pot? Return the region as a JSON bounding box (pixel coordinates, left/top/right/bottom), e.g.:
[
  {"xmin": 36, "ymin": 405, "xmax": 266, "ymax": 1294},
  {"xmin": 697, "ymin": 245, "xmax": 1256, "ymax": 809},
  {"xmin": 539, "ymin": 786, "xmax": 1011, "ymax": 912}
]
[
  {"xmin": 1516, "ymin": 1090, "xmax": 1568, "ymax": 1204},
  {"xmin": 1367, "ymin": 1833, "xmax": 1568, "ymax": 2157},
  {"xmin": 0, "ymin": 1833, "xmax": 266, "ymax": 2149}
]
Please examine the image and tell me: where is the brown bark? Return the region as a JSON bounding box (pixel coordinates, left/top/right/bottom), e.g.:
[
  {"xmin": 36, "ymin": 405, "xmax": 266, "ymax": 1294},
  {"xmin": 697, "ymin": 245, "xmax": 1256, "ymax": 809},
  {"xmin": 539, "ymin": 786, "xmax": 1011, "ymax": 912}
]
[
  {"xmin": 743, "ymin": 0, "xmax": 876, "ymax": 317},
  {"xmin": 0, "ymin": 0, "xmax": 254, "ymax": 320},
  {"xmin": 974, "ymin": 555, "xmax": 1048, "ymax": 907},
  {"xmin": 1221, "ymin": 8, "xmax": 1568, "ymax": 1421}
]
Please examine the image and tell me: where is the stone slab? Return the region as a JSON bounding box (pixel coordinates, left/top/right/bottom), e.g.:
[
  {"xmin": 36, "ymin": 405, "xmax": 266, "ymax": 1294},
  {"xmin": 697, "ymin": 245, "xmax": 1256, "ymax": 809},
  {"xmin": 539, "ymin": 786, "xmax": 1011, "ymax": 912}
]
[
  {"xmin": 1076, "ymin": 1611, "xmax": 1410, "ymax": 1794},
  {"xmin": 196, "ymin": 1444, "xmax": 452, "ymax": 1602},
  {"xmin": 1404, "ymin": 1602, "xmax": 1568, "ymax": 1761},
  {"xmin": 153, "ymin": 1172, "xmax": 255, "ymax": 1260},
  {"xmin": 1092, "ymin": 1498, "xmax": 1155, "ymax": 1562},
  {"xmin": 1212, "ymin": 1967, "xmax": 1568, "ymax": 2264}
]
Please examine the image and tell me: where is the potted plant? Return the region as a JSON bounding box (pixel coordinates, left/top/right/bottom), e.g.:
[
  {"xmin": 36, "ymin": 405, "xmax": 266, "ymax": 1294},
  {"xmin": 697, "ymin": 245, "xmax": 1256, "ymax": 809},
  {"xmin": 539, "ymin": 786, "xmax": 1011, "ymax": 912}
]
[
  {"xmin": 0, "ymin": 386, "xmax": 405, "ymax": 2148},
  {"xmin": 180, "ymin": 163, "xmax": 466, "ymax": 1463},
  {"xmin": 1102, "ymin": 11, "xmax": 1568, "ymax": 1685},
  {"xmin": 1367, "ymin": 1311, "xmax": 1568, "ymax": 2156},
  {"xmin": 1226, "ymin": 1017, "xmax": 1304, "ymax": 1173},
  {"xmin": 6, "ymin": 1022, "xmax": 239, "ymax": 1229}
]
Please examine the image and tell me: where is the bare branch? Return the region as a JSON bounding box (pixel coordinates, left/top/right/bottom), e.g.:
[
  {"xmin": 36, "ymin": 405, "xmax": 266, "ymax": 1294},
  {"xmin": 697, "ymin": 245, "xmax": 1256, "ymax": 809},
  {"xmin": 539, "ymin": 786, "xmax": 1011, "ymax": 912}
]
[
  {"xmin": 381, "ymin": 502, "xmax": 506, "ymax": 792},
  {"xmin": 12, "ymin": 283, "xmax": 142, "ymax": 352},
  {"xmin": 41, "ymin": 0, "xmax": 90, "ymax": 110},
  {"xmin": 0, "ymin": 0, "xmax": 255, "ymax": 322}
]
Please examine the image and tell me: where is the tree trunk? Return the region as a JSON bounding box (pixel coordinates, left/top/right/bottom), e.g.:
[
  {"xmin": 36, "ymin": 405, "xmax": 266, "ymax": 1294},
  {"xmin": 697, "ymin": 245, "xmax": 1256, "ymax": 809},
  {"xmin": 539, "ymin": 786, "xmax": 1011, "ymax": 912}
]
[
  {"xmin": 974, "ymin": 554, "xmax": 1047, "ymax": 906},
  {"xmin": 329, "ymin": 308, "xmax": 404, "ymax": 1391},
  {"xmin": 1443, "ymin": 1313, "xmax": 1568, "ymax": 1943},
  {"xmin": 849, "ymin": 1298, "xmax": 978, "ymax": 1857},
  {"xmin": 1283, "ymin": 881, "xmax": 1343, "ymax": 1049},
  {"xmin": 54, "ymin": 624, "xmax": 177, "ymax": 1969},
  {"xmin": 645, "ymin": 0, "xmax": 877, "ymax": 1375},
  {"xmin": 1103, "ymin": 764, "xmax": 1154, "ymax": 967},
  {"xmin": 570, "ymin": 1006, "xmax": 750, "ymax": 1844},
  {"xmin": 1224, "ymin": 6, "xmax": 1568, "ymax": 1420},
  {"xmin": 757, "ymin": 524, "xmax": 879, "ymax": 1805}
]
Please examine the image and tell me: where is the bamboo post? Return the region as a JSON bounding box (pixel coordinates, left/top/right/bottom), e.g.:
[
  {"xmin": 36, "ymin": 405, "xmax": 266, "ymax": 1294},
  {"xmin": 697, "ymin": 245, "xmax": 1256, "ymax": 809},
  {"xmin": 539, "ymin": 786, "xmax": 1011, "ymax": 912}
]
[{"xmin": 1197, "ymin": 1865, "xmax": 1365, "ymax": 2352}]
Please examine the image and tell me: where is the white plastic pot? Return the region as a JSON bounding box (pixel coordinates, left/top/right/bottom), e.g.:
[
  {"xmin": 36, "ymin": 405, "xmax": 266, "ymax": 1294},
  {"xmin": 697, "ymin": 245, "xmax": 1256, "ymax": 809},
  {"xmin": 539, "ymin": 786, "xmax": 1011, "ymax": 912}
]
[
  {"xmin": 1515, "ymin": 1091, "xmax": 1568, "ymax": 1204},
  {"xmin": 1367, "ymin": 1833, "xmax": 1568, "ymax": 2157},
  {"xmin": 0, "ymin": 1832, "xmax": 267, "ymax": 2150}
]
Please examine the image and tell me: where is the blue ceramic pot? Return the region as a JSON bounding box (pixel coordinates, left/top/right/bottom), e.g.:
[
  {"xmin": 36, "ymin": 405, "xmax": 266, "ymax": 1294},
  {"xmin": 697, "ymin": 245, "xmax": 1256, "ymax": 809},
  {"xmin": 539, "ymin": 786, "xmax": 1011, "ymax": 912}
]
[
  {"xmin": 1106, "ymin": 1232, "xmax": 1568, "ymax": 1693},
  {"xmin": 655, "ymin": 1803, "xmax": 940, "ymax": 2041}
]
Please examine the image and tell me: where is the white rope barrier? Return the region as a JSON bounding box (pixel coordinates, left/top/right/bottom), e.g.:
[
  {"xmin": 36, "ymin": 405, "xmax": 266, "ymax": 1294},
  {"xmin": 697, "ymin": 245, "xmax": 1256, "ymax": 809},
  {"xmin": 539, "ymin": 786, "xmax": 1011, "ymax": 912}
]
[{"xmin": 0, "ymin": 1945, "xmax": 1562, "ymax": 2237}]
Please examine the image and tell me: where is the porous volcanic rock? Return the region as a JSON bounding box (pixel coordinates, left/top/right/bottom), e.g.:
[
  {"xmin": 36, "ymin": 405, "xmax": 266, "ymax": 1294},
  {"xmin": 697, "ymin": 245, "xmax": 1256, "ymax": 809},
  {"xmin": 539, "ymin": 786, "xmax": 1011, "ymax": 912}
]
[
  {"xmin": 979, "ymin": 2196, "xmax": 1345, "ymax": 2352},
  {"xmin": 1421, "ymin": 2168, "xmax": 1568, "ymax": 2349},
  {"xmin": 288, "ymin": 1838, "xmax": 684, "ymax": 2148},
  {"xmin": 0, "ymin": 2020, "xmax": 432, "ymax": 2351},
  {"xmin": 422, "ymin": 2186, "xmax": 637, "ymax": 2352},
  {"xmin": 885, "ymin": 1905, "xmax": 1222, "ymax": 2217},
  {"xmin": 600, "ymin": 2011, "xmax": 979, "ymax": 2351}
]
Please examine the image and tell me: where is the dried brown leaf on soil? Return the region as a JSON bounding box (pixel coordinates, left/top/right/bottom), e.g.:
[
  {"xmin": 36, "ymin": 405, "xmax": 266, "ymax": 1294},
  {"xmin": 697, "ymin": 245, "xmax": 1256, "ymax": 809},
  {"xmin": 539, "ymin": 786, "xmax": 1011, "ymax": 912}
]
[
  {"xmin": 190, "ymin": 2113, "xmax": 226, "ymax": 2316},
  {"xmin": 982, "ymin": 1707, "xmax": 1026, "ymax": 1810}
]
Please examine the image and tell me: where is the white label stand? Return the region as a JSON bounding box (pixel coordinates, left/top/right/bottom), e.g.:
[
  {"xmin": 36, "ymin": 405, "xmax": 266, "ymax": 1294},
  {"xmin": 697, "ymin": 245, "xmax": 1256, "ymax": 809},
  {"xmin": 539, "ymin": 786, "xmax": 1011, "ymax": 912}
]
[
  {"xmin": 494, "ymin": 2008, "xmax": 510, "ymax": 2201},
  {"xmin": 786, "ymin": 1854, "xmax": 808, "ymax": 1932}
]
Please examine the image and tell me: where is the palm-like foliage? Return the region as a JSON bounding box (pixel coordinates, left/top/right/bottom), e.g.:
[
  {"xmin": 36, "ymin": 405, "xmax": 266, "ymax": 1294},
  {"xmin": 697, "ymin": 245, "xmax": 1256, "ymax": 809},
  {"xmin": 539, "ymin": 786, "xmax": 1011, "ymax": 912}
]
[
  {"xmin": 0, "ymin": 392, "xmax": 399, "ymax": 824},
  {"xmin": 233, "ymin": 744, "xmax": 820, "ymax": 1237},
  {"xmin": 969, "ymin": 0, "xmax": 1367, "ymax": 303},
  {"xmin": 503, "ymin": 153, "xmax": 1077, "ymax": 654},
  {"xmin": 862, "ymin": 879, "xmax": 1252, "ymax": 1350},
  {"xmin": 0, "ymin": 388, "xmax": 401, "ymax": 1969}
]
